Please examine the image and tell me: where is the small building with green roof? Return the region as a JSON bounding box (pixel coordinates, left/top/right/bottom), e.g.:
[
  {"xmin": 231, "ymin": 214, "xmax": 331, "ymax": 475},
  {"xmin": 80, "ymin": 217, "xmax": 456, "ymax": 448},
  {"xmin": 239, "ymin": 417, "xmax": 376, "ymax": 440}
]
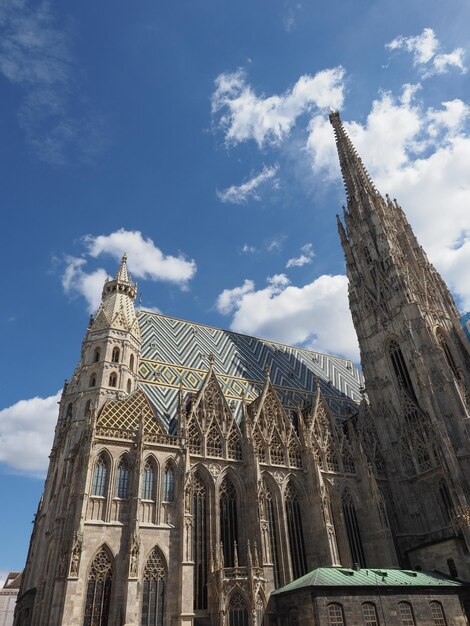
[{"xmin": 269, "ymin": 567, "xmax": 469, "ymax": 625}]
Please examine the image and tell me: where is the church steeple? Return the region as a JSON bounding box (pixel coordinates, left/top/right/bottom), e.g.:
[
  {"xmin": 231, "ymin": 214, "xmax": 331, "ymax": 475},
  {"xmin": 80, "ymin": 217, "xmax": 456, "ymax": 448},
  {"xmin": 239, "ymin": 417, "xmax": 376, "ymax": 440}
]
[{"xmin": 101, "ymin": 253, "xmax": 137, "ymax": 302}]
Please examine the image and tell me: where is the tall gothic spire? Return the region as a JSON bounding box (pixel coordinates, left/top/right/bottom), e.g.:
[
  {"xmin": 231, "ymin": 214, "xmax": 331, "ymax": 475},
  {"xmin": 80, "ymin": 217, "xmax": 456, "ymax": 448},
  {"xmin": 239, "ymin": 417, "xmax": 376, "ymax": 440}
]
[
  {"xmin": 329, "ymin": 111, "xmax": 378, "ymax": 208},
  {"xmin": 101, "ymin": 253, "xmax": 137, "ymax": 302}
]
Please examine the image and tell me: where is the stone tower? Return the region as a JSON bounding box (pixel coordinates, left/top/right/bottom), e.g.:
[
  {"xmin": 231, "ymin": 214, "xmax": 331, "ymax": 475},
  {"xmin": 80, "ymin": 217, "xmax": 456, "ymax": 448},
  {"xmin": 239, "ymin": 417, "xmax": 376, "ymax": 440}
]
[{"xmin": 331, "ymin": 110, "xmax": 470, "ymax": 577}]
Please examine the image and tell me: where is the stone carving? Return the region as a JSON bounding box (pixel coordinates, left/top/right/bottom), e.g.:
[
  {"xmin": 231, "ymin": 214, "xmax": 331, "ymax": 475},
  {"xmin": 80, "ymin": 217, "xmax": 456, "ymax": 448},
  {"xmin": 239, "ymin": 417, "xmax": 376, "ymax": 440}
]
[
  {"xmin": 129, "ymin": 533, "xmax": 140, "ymax": 578},
  {"xmin": 69, "ymin": 531, "xmax": 83, "ymax": 577}
]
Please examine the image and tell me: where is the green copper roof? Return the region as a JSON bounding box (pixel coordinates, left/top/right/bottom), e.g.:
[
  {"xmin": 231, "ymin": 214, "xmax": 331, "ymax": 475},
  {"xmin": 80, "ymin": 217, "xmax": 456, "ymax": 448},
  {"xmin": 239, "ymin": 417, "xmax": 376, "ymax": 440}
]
[{"xmin": 273, "ymin": 568, "xmax": 464, "ymax": 594}]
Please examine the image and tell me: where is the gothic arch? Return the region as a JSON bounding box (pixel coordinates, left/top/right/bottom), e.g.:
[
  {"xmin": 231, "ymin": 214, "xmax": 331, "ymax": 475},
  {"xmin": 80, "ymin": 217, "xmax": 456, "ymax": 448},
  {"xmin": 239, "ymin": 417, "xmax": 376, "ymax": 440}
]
[
  {"xmin": 142, "ymin": 455, "xmax": 159, "ymax": 500},
  {"xmin": 284, "ymin": 479, "xmax": 308, "ymax": 580},
  {"xmin": 91, "ymin": 449, "xmax": 112, "ymax": 496},
  {"xmin": 225, "ymin": 588, "xmax": 250, "ymax": 625},
  {"xmin": 162, "ymin": 458, "xmax": 176, "ymax": 503},
  {"xmin": 83, "ymin": 544, "xmax": 114, "ymax": 626}
]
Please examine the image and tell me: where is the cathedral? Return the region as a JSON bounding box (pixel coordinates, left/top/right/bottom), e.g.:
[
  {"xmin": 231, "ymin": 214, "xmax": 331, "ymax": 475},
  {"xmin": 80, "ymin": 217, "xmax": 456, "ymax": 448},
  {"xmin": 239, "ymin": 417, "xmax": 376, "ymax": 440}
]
[{"xmin": 13, "ymin": 112, "xmax": 470, "ymax": 626}]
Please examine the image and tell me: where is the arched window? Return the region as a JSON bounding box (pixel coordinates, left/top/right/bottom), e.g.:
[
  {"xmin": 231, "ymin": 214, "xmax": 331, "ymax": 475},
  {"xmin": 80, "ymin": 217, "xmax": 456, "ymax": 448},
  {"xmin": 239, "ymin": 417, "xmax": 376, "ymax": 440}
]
[
  {"xmin": 342, "ymin": 491, "xmax": 365, "ymax": 568},
  {"xmin": 163, "ymin": 464, "xmax": 175, "ymax": 502},
  {"xmin": 438, "ymin": 480, "xmax": 453, "ymax": 524},
  {"xmin": 89, "ymin": 374, "xmax": 97, "ymax": 388},
  {"xmin": 362, "ymin": 602, "xmax": 379, "ymax": 625},
  {"xmin": 112, "ymin": 347, "xmax": 120, "ymax": 363},
  {"xmin": 228, "ymin": 428, "xmax": 242, "ymax": 461},
  {"xmin": 127, "ymin": 379, "xmax": 132, "ymax": 393},
  {"xmin": 130, "ymin": 353, "xmax": 135, "ymax": 372},
  {"xmin": 207, "ymin": 426, "xmax": 223, "ymax": 457},
  {"xmin": 92, "ymin": 455, "xmax": 109, "ymax": 497},
  {"xmin": 220, "ymin": 476, "xmax": 239, "ymax": 567},
  {"xmin": 227, "ymin": 592, "xmax": 249, "ymax": 626},
  {"xmin": 436, "ymin": 329, "xmax": 459, "ymax": 379},
  {"xmin": 141, "ymin": 547, "xmax": 166, "ymax": 626},
  {"xmin": 398, "ymin": 602, "xmax": 415, "ymax": 626},
  {"xmin": 83, "ymin": 547, "xmax": 112, "ymax": 626},
  {"xmin": 109, "ymin": 373, "xmax": 117, "ymax": 388},
  {"xmin": 288, "ymin": 607, "xmax": 299, "ymax": 626},
  {"xmin": 285, "ymin": 483, "xmax": 307, "ymax": 579},
  {"xmin": 66, "ymin": 403, "xmax": 73, "ymax": 419},
  {"xmin": 388, "ymin": 341, "xmax": 416, "ymax": 400},
  {"xmin": 270, "ymin": 435, "xmax": 285, "ymax": 465},
  {"xmin": 430, "ymin": 601, "xmax": 447, "ymax": 626},
  {"xmin": 192, "ymin": 473, "xmax": 208, "ymax": 610},
  {"xmin": 265, "ymin": 487, "xmax": 280, "ymax": 588},
  {"xmin": 188, "ymin": 423, "xmax": 201, "ymax": 454},
  {"xmin": 115, "ymin": 458, "xmax": 129, "ymax": 499},
  {"xmin": 85, "ymin": 400, "xmax": 92, "ymax": 417},
  {"xmin": 327, "ymin": 603, "xmax": 345, "ymax": 626},
  {"xmin": 254, "ymin": 431, "xmax": 266, "ymax": 462},
  {"xmin": 141, "ymin": 460, "xmax": 156, "ymax": 500},
  {"xmin": 93, "ymin": 347, "xmax": 101, "ymax": 363},
  {"xmin": 325, "ymin": 446, "xmax": 340, "ymax": 472},
  {"xmin": 288, "ymin": 439, "xmax": 302, "ymax": 469}
]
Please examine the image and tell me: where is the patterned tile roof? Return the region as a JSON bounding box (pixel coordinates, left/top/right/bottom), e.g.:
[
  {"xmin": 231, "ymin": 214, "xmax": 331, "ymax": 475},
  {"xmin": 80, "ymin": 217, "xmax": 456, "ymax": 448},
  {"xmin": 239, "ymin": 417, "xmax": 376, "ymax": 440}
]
[
  {"xmin": 137, "ymin": 311, "xmax": 364, "ymax": 431},
  {"xmin": 273, "ymin": 568, "xmax": 464, "ymax": 593},
  {"xmin": 97, "ymin": 388, "xmax": 162, "ymax": 434}
]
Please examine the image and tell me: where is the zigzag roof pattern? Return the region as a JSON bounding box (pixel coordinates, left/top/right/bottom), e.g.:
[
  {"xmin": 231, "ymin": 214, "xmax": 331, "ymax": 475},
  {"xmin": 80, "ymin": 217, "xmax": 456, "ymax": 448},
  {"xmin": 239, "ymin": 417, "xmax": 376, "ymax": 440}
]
[{"xmin": 137, "ymin": 311, "xmax": 364, "ymax": 431}]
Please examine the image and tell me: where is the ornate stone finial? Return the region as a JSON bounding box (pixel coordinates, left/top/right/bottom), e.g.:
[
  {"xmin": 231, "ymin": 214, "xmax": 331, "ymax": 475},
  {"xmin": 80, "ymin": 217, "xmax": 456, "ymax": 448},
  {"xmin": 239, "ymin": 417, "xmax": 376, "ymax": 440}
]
[
  {"xmin": 208, "ymin": 353, "xmax": 215, "ymax": 367},
  {"xmin": 264, "ymin": 365, "xmax": 271, "ymax": 380},
  {"xmin": 233, "ymin": 541, "xmax": 239, "ymax": 568}
]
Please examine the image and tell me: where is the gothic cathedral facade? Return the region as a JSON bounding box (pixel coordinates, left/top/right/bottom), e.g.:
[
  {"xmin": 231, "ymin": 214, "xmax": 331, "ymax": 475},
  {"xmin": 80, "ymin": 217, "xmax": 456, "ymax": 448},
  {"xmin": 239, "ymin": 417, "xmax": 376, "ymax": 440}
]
[{"xmin": 14, "ymin": 113, "xmax": 470, "ymax": 626}]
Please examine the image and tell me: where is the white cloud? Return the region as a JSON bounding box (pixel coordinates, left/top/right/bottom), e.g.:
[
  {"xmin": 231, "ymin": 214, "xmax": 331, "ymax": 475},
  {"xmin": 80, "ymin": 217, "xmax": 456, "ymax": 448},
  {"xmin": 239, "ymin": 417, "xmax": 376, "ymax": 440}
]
[
  {"xmin": 85, "ymin": 229, "xmax": 196, "ymax": 285},
  {"xmin": 242, "ymin": 244, "xmax": 257, "ymax": 253},
  {"xmin": 0, "ymin": 391, "xmax": 61, "ymax": 476},
  {"xmin": 0, "ymin": 1, "xmax": 107, "ymax": 165},
  {"xmin": 286, "ymin": 242, "xmax": 315, "ymax": 268},
  {"xmin": 62, "ymin": 229, "xmax": 197, "ymax": 312},
  {"xmin": 216, "ymin": 279, "xmax": 255, "ymax": 315},
  {"xmin": 386, "ymin": 28, "xmax": 466, "ymax": 77},
  {"xmin": 216, "ymin": 274, "xmax": 359, "ymax": 360},
  {"xmin": 217, "ymin": 164, "xmax": 279, "ymax": 204},
  {"xmin": 306, "ymin": 87, "xmax": 470, "ymax": 310},
  {"xmin": 212, "ymin": 66, "xmax": 345, "ymax": 147},
  {"xmin": 62, "ymin": 256, "xmax": 107, "ymax": 313}
]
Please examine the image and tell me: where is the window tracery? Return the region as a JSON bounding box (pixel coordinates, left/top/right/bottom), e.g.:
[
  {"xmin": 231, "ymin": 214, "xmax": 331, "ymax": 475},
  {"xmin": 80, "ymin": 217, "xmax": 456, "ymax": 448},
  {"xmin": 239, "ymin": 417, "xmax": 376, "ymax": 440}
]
[
  {"xmin": 141, "ymin": 460, "xmax": 155, "ymax": 501},
  {"xmin": 207, "ymin": 426, "xmax": 223, "ymax": 457},
  {"xmin": 83, "ymin": 547, "xmax": 113, "ymax": 626},
  {"xmin": 141, "ymin": 547, "xmax": 166, "ymax": 626},
  {"xmin": 288, "ymin": 438, "xmax": 302, "ymax": 468},
  {"xmin": 228, "ymin": 428, "xmax": 242, "ymax": 461},
  {"xmin": 285, "ymin": 483, "xmax": 307, "ymax": 579},
  {"xmin": 115, "ymin": 457, "xmax": 129, "ymax": 499},
  {"xmin": 192, "ymin": 473, "xmax": 208, "ymax": 610},
  {"xmin": 265, "ymin": 487, "xmax": 280, "ymax": 588},
  {"xmin": 270, "ymin": 435, "xmax": 285, "ymax": 465},
  {"xmin": 188, "ymin": 422, "xmax": 202, "ymax": 454},
  {"xmin": 163, "ymin": 463, "xmax": 175, "ymax": 502},
  {"xmin": 228, "ymin": 592, "xmax": 249, "ymax": 626},
  {"xmin": 92, "ymin": 455, "xmax": 108, "ymax": 497},
  {"xmin": 220, "ymin": 476, "xmax": 239, "ymax": 567}
]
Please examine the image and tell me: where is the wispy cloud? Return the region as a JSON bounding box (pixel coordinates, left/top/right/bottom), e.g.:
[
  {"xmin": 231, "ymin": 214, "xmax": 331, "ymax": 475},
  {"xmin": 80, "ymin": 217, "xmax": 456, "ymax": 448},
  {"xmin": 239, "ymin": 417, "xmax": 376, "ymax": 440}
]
[
  {"xmin": 211, "ymin": 66, "xmax": 344, "ymax": 147},
  {"xmin": 62, "ymin": 229, "xmax": 197, "ymax": 312},
  {"xmin": 286, "ymin": 242, "xmax": 315, "ymax": 268},
  {"xmin": 0, "ymin": 0, "xmax": 107, "ymax": 164},
  {"xmin": 217, "ymin": 164, "xmax": 279, "ymax": 204},
  {"xmin": 386, "ymin": 28, "xmax": 466, "ymax": 77}
]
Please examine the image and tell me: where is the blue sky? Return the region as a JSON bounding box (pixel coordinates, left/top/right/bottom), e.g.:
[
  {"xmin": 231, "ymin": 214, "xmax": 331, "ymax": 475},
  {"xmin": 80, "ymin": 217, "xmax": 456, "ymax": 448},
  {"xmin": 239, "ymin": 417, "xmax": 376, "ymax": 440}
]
[{"xmin": 1, "ymin": 0, "xmax": 470, "ymax": 579}]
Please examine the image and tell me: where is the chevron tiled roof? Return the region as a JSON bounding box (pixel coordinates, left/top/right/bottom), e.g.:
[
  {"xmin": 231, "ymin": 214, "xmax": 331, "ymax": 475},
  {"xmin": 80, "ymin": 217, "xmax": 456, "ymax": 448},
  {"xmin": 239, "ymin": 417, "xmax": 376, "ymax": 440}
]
[{"xmin": 137, "ymin": 310, "xmax": 364, "ymax": 431}]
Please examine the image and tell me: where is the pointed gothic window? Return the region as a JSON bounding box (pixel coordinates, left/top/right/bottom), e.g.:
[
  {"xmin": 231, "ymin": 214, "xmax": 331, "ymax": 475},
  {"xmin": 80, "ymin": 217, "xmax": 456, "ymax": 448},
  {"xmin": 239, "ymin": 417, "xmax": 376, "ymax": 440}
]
[
  {"xmin": 265, "ymin": 488, "xmax": 281, "ymax": 588},
  {"xmin": 141, "ymin": 547, "xmax": 167, "ymax": 626},
  {"xmin": 254, "ymin": 431, "xmax": 266, "ymax": 462},
  {"xmin": 438, "ymin": 480, "xmax": 453, "ymax": 524},
  {"xmin": 288, "ymin": 438, "xmax": 302, "ymax": 469},
  {"xmin": 192, "ymin": 473, "xmax": 208, "ymax": 610},
  {"xmin": 227, "ymin": 592, "xmax": 249, "ymax": 626},
  {"xmin": 327, "ymin": 603, "xmax": 345, "ymax": 626},
  {"xmin": 115, "ymin": 457, "xmax": 129, "ymax": 499},
  {"xmin": 436, "ymin": 329, "xmax": 459, "ymax": 379},
  {"xmin": 388, "ymin": 341, "xmax": 416, "ymax": 400},
  {"xmin": 93, "ymin": 348, "xmax": 101, "ymax": 363},
  {"xmin": 83, "ymin": 547, "xmax": 113, "ymax": 626},
  {"xmin": 220, "ymin": 476, "xmax": 239, "ymax": 567},
  {"xmin": 112, "ymin": 347, "xmax": 120, "ymax": 363},
  {"xmin": 109, "ymin": 373, "xmax": 117, "ymax": 388},
  {"xmin": 207, "ymin": 426, "xmax": 223, "ymax": 457},
  {"xmin": 92, "ymin": 455, "xmax": 109, "ymax": 497},
  {"xmin": 398, "ymin": 602, "xmax": 415, "ymax": 626},
  {"xmin": 342, "ymin": 491, "xmax": 365, "ymax": 568},
  {"xmin": 430, "ymin": 601, "xmax": 447, "ymax": 626},
  {"xmin": 326, "ymin": 446, "xmax": 340, "ymax": 472},
  {"xmin": 85, "ymin": 400, "xmax": 92, "ymax": 417},
  {"xmin": 228, "ymin": 428, "xmax": 242, "ymax": 461},
  {"xmin": 141, "ymin": 460, "xmax": 156, "ymax": 501},
  {"xmin": 163, "ymin": 463, "xmax": 175, "ymax": 502},
  {"xmin": 362, "ymin": 602, "xmax": 379, "ymax": 625},
  {"xmin": 188, "ymin": 423, "xmax": 202, "ymax": 454},
  {"xmin": 130, "ymin": 353, "xmax": 135, "ymax": 372},
  {"xmin": 89, "ymin": 374, "xmax": 97, "ymax": 387},
  {"xmin": 270, "ymin": 435, "xmax": 285, "ymax": 465},
  {"xmin": 285, "ymin": 483, "xmax": 307, "ymax": 579}
]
